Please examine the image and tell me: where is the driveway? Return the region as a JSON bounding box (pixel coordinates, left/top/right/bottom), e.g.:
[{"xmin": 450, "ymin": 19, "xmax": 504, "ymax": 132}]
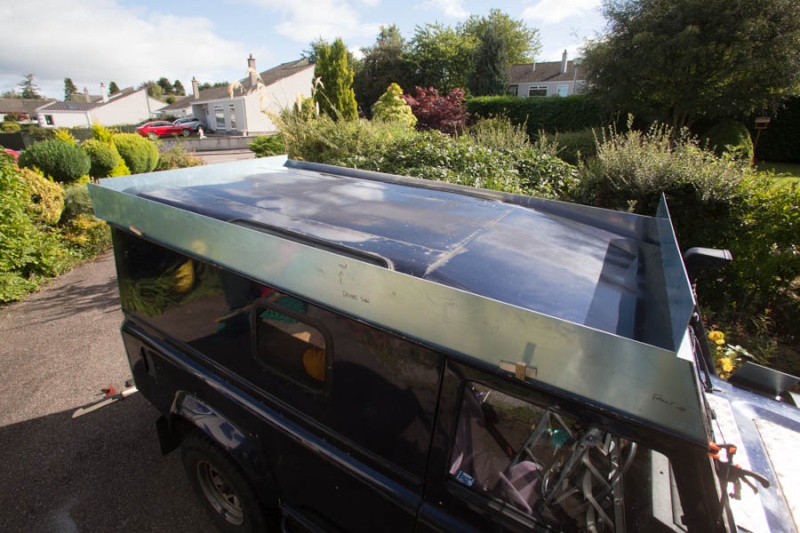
[{"xmin": 0, "ymin": 252, "xmax": 217, "ymax": 532}]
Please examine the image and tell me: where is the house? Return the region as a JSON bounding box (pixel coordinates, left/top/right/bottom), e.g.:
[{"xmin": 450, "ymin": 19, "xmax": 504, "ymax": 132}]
[
  {"xmin": 507, "ymin": 50, "xmax": 587, "ymax": 98},
  {"xmin": 158, "ymin": 56, "xmax": 315, "ymax": 134},
  {"xmin": 0, "ymin": 98, "xmax": 56, "ymax": 122},
  {"xmin": 35, "ymin": 86, "xmax": 167, "ymax": 128}
]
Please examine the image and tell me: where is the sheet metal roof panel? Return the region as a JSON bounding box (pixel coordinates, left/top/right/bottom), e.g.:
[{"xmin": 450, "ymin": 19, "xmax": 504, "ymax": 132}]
[
  {"xmin": 137, "ymin": 166, "xmax": 669, "ymax": 346},
  {"xmin": 90, "ymin": 157, "xmax": 708, "ymax": 444}
]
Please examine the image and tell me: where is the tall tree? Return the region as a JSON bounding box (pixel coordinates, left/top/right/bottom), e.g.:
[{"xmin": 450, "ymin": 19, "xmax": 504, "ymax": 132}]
[
  {"xmin": 109, "ymin": 81, "xmax": 120, "ymax": 95},
  {"xmin": 469, "ymin": 24, "xmax": 509, "ymax": 96},
  {"xmin": 460, "ymin": 9, "xmax": 540, "ymax": 65},
  {"xmin": 157, "ymin": 77, "xmax": 174, "ymax": 95},
  {"xmin": 354, "ymin": 25, "xmax": 411, "ymax": 116},
  {"xmin": 583, "ymin": 0, "xmax": 800, "ymax": 130},
  {"xmin": 313, "ymin": 38, "xmax": 358, "ymax": 121},
  {"xmin": 64, "ymin": 78, "xmax": 78, "ymax": 101},
  {"xmin": 18, "ymin": 74, "xmax": 42, "ymax": 99},
  {"xmin": 173, "ymin": 80, "xmax": 186, "ymax": 96},
  {"xmin": 406, "ymin": 23, "xmax": 473, "ymax": 93}
]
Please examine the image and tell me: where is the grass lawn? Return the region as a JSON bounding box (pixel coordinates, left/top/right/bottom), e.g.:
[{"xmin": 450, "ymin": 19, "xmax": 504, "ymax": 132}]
[{"xmin": 756, "ymin": 161, "xmax": 800, "ymax": 187}]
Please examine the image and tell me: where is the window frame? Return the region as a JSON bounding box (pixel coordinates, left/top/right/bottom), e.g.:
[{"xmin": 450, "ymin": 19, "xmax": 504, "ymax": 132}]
[
  {"xmin": 251, "ymin": 296, "xmax": 334, "ymax": 395},
  {"xmin": 528, "ymin": 86, "xmax": 548, "ymax": 97}
]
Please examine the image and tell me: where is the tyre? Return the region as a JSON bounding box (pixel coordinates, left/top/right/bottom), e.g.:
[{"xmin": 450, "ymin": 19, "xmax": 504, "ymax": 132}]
[
  {"xmin": 182, "ymin": 128, "xmax": 191, "ymax": 137},
  {"xmin": 181, "ymin": 431, "xmax": 269, "ymax": 533},
  {"xmin": 148, "ymin": 132, "xmax": 158, "ymax": 140}
]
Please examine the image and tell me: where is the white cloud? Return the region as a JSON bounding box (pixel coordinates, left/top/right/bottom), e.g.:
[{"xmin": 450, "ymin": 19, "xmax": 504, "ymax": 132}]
[
  {"xmin": 418, "ymin": 0, "xmax": 469, "ymax": 19},
  {"xmin": 522, "ymin": 0, "xmax": 601, "ymax": 25},
  {"xmin": 240, "ymin": 0, "xmax": 383, "ymax": 44},
  {"xmin": 0, "ymin": 0, "xmax": 249, "ymax": 99}
]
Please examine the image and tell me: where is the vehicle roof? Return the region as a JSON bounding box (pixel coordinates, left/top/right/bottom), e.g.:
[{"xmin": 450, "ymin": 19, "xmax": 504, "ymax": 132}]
[
  {"xmin": 91, "ymin": 157, "xmax": 708, "ymax": 445},
  {"xmin": 138, "ymin": 161, "xmax": 681, "ymax": 351}
]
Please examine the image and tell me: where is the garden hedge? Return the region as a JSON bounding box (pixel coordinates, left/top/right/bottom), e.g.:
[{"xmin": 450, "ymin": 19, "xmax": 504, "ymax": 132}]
[{"xmin": 466, "ymin": 95, "xmax": 607, "ymax": 137}]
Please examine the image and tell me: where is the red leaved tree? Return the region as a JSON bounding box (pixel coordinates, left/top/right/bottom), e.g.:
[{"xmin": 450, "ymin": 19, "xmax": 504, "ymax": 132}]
[{"xmin": 401, "ymin": 86, "xmax": 469, "ymax": 135}]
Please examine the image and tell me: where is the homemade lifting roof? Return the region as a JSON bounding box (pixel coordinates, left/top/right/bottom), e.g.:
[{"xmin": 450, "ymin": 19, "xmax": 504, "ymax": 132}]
[{"xmin": 89, "ymin": 156, "xmax": 708, "ymax": 445}]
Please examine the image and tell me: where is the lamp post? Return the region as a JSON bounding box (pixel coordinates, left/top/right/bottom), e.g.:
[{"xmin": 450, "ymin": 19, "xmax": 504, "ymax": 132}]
[{"xmin": 752, "ymin": 116, "xmax": 771, "ymax": 166}]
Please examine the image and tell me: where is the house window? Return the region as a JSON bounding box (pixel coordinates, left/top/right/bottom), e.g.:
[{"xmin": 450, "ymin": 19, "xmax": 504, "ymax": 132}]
[
  {"xmin": 507, "ymin": 85, "xmax": 519, "ymax": 97},
  {"xmin": 557, "ymin": 84, "xmax": 569, "ymax": 97},
  {"xmin": 45, "ymin": 115, "xmax": 54, "ymax": 125},
  {"xmin": 528, "ymin": 86, "xmax": 547, "ymax": 97},
  {"xmin": 214, "ymin": 105, "xmax": 225, "ymax": 129},
  {"xmin": 254, "ymin": 293, "xmax": 330, "ymax": 391},
  {"xmin": 228, "ymin": 104, "xmax": 237, "ymax": 130}
]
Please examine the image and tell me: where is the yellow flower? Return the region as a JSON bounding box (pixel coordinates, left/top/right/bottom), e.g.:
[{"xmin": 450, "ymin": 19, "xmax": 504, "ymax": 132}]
[
  {"xmin": 708, "ymin": 330, "xmax": 725, "ymax": 342},
  {"xmin": 715, "ymin": 339, "xmax": 726, "ymax": 346},
  {"xmin": 719, "ymin": 357, "xmax": 734, "ymax": 373}
]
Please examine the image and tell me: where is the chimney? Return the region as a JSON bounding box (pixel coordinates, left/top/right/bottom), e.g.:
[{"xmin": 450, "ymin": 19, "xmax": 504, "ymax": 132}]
[
  {"xmin": 248, "ymin": 54, "xmax": 258, "ymax": 87},
  {"xmin": 560, "ymin": 50, "xmax": 568, "ymax": 74},
  {"xmin": 192, "ymin": 77, "xmax": 200, "ymax": 100},
  {"xmin": 84, "ymin": 87, "xmax": 90, "ymax": 102},
  {"xmin": 100, "ymin": 83, "xmax": 108, "ymax": 103}
]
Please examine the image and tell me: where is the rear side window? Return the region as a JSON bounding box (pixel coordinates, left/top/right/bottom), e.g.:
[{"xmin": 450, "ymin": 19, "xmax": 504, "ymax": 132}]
[
  {"xmin": 254, "ymin": 293, "xmax": 331, "ymax": 392},
  {"xmin": 449, "ymin": 382, "xmax": 685, "ymax": 532}
]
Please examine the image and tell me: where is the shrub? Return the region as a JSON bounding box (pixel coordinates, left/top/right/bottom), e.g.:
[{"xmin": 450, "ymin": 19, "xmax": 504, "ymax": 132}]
[
  {"xmin": 109, "ymin": 158, "xmax": 131, "ymax": 177},
  {"xmin": 1, "ymin": 122, "xmax": 21, "ymax": 133},
  {"xmin": 81, "ymin": 139, "xmax": 121, "ymax": 178},
  {"xmin": 18, "ymin": 139, "xmax": 91, "ymax": 183},
  {"xmin": 113, "ymin": 133, "xmax": 159, "ymax": 174},
  {"xmin": 91, "ymin": 123, "xmax": 116, "ymax": 143},
  {"xmin": 17, "ymin": 167, "xmax": 64, "ymax": 225},
  {"xmin": 511, "ymin": 150, "xmax": 579, "ymax": 199},
  {"xmin": 249, "ymin": 135, "xmax": 286, "ymax": 158},
  {"xmin": 468, "ymin": 117, "xmax": 530, "ymax": 152},
  {"xmin": 702, "ymin": 120, "xmax": 754, "ymax": 162},
  {"xmin": 54, "ymin": 128, "xmax": 77, "ymax": 145},
  {"xmin": 547, "ymin": 128, "xmax": 600, "ymax": 165},
  {"xmin": 0, "ymin": 154, "xmax": 72, "ymax": 302},
  {"xmin": 372, "ymin": 83, "xmax": 417, "ymax": 130},
  {"xmin": 402, "ymin": 87, "xmax": 469, "ymax": 135},
  {"xmin": 467, "ymin": 95, "xmax": 607, "ymax": 137},
  {"xmin": 60, "ymin": 183, "xmax": 94, "ymax": 224},
  {"xmin": 156, "ymin": 144, "xmax": 204, "ymax": 170}
]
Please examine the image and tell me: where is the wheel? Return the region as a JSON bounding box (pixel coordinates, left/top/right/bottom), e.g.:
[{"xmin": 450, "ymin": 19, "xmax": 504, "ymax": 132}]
[
  {"xmin": 181, "ymin": 432, "xmax": 269, "ymax": 533},
  {"xmin": 147, "ymin": 132, "xmax": 158, "ymax": 140},
  {"xmin": 182, "ymin": 128, "xmax": 191, "ymax": 137}
]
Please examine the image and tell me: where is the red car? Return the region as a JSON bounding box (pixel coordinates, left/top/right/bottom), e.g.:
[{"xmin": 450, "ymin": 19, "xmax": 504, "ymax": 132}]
[
  {"xmin": 3, "ymin": 148, "xmax": 19, "ymax": 161},
  {"xmin": 136, "ymin": 121, "xmax": 192, "ymax": 138}
]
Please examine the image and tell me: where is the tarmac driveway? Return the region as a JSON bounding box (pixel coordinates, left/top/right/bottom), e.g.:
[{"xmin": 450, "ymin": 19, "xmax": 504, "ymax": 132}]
[{"xmin": 0, "ymin": 253, "xmax": 217, "ymax": 532}]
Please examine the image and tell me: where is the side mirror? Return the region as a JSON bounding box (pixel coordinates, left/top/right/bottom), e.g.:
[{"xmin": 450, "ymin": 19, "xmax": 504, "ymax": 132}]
[{"xmin": 683, "ymin": 247, "xmax": 732, "ymax": 284}]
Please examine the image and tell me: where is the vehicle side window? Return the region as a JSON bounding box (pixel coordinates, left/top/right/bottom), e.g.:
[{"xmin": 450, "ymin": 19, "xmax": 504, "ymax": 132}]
[
  {"xmin": 254, "ymin": 294, "xmax": 330, "ymax": 392},
  {"xmin": 449, "ymin": 382, "xmax": 684, "ymax": 532}
]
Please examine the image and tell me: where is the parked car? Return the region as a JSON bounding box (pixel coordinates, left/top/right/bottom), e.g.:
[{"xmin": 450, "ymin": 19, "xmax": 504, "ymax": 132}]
[
  {"xmin": 89, "ymin": 157, "xmax": 800, "ymax": 533},
  {"xmin": 173, "ymin": 117, "xmax": 205, "ymax": 133},
  {"xmin": 3, "ymin": 147, "xmax": 19, "ymax": 161},
  {"xmin": 135, "ymin": 120, "xmax": 192, "ymax": 139}
]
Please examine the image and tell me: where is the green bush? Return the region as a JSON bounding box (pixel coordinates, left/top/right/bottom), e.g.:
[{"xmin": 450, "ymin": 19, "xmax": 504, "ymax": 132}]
[
  {"xmin": 249, "ymin": 135, "xmax": 286, "ymax": 158},
  {"xmin": 113, "ymin": 133, "xmax": 159, "ymax": 174},
  {"xmin": 0, "ymin": 153, "xmax": 73, "ymax": 302},
  {"xmin": 467, "ymin": 95, "xmax": 607, "ymax": 138},
  {"xmin": 81, "ymin": 139, "xmax": 121, "ymax": 178},
  {"xmin": 547, "ymin": 128, "xmax": 599, "ymax": 165},
  {"xmin": 156, "ymin": 144, "xmax": 204, "ymax": 170},
  {"xmin": 511, "ymin": 149, "xmax": 579, "ymax": 199},
  {"xmin": 702, "ymin": 120, "xmax": 754, "ymax": 162},
  {"xmin": 60, "ymin": 183, "xmax": 94, "ymax": 224},
  {"xmin": 17, "ymin": 139, "xmax": 91, "ymax": 183},
  {"xmin": 1, "ymin": 122, "xmax": 21, "ymax": 133},
  {"xmin": 372, "ymin": 83, "xmax": 417, "ymax": 130},
  {"xmin": 17, "ymin": 167, "xmax": 64, "ymax": 225},
  {"xmin": 468, "ymin": 117, "xmax": 530, "ymax": 152}
]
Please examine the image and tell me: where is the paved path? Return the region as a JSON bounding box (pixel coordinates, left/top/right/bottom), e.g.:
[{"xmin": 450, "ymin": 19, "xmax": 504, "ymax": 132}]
[{"xmin": 0, "ymin": 252, "xmax": 218, "ymax": 533}]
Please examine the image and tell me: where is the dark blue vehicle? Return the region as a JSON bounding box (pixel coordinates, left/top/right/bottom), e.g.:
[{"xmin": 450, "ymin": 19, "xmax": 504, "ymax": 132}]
[{"xmin": 90, "ymin": 157, "xmax": 800, "ymax": 532}]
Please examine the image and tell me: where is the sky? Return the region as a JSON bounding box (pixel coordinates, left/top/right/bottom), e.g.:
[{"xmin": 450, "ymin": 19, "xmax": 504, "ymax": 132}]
[{"xmin": 0, "ymin": 0, "xmax": 606, "ymax": 101}]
